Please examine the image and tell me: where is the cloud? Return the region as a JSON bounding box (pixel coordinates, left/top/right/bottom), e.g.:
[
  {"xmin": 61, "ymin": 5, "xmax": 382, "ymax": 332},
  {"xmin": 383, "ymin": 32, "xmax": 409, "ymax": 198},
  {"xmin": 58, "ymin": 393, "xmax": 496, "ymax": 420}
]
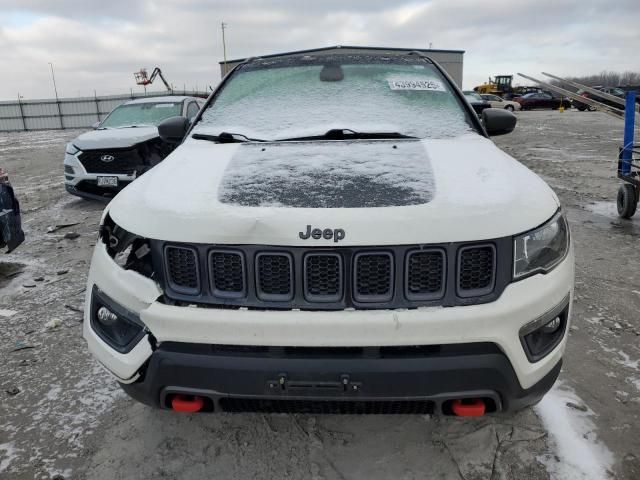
[{"xmin": 0, "ymin": 0, "xmax": 638, "ymax": 100}]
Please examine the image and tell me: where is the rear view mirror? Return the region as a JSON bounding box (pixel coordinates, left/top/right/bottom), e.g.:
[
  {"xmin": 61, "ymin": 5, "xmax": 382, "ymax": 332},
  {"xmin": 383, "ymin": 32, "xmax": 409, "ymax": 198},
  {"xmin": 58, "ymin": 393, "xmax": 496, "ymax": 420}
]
[
  {"xmin": 91, "ymin": 121, "xmax": 100, "ymax": 129},
  {"xmin": 158, "ymin": 116, "xmax": 190, "ymax": 143},
  {"xmin": 482, "ymin": 108, "xmax": 517, "ymax": 136}
]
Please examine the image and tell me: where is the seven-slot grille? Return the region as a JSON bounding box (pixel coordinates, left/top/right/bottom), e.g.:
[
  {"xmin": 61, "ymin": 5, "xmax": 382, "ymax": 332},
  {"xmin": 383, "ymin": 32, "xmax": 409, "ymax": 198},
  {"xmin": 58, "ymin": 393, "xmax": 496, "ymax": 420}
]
[
  {"xmin": 457, "ymin": 245, "xmax": 496, "ymax": 296},
  {"xmin": 78, "ymin": 149, "xmax": 141, "ymax": 175},
  {"xmin": 161, "ymin": 243, "xmax": 499, "ymax": 308}
]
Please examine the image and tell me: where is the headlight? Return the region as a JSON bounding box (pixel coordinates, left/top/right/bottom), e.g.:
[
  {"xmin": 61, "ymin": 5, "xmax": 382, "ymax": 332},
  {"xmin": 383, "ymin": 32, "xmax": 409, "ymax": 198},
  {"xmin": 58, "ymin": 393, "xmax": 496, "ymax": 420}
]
[
  {"xmin": 65, "ymin": 143, "xmax": 80, "ymax": 155},
  {"xmin": 100, "ymin": 214, "xmax": 154, "ymax": 278},
  {"xmin": 513, "ymin": 211, "xmax": 569, "ymax": 279}
]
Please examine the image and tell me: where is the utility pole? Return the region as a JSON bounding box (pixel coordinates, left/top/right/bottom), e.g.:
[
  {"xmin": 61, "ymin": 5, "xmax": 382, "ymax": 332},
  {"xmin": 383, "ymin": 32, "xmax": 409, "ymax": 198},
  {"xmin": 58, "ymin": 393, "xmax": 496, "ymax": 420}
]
[
  {"xmin": 48, "ymin": 62, "xmax": 63, "ymax": 129},
  {"xmin": 48, "ymin": 62, "xmax": 59, "ymax": 99},
  {"xmin": 221, "ymin": 21, "xmax": 228, "ymax": 76}
]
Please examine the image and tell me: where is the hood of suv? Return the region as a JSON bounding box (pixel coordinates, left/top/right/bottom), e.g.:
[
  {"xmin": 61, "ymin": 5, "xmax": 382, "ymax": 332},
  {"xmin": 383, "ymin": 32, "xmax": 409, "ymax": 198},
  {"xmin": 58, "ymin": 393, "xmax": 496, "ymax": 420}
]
[
  {"xmin": 108, "ymin": 135, "xmax": 559, "ymax": 245},
  {"xmin": 73, "ymin": 126, "xmax": 159, "ymax": 150}
]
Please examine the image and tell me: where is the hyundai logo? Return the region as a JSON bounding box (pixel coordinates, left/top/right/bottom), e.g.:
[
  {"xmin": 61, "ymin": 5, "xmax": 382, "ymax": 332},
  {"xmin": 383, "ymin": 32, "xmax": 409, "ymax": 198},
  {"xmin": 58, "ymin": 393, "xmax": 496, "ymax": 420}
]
[{"xmin": 100, "ymin": 154, "xmax": 115, "ymax": 163}]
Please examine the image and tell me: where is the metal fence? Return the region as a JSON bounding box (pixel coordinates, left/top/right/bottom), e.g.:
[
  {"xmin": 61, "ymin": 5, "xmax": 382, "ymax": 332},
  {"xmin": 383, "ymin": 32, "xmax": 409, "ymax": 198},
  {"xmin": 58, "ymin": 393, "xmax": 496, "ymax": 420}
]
[{"xmin": 0, "ymin": 90, "xmax": 209, "ymax": 132}]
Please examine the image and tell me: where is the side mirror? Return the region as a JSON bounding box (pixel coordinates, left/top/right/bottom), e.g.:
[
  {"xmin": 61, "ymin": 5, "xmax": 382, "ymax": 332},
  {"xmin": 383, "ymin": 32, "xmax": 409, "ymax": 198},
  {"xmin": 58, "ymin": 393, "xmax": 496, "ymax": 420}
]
[
  {"xmin": 482, "ymin": 108, "xmax": 517, "ymax": 136},
  {"xmin": 91, "ymin": 121, "xmax": 100, "ymax": 129},
  {"xmin": 158, "ymin": 116, "xmax": 190, "ymax": 143}
]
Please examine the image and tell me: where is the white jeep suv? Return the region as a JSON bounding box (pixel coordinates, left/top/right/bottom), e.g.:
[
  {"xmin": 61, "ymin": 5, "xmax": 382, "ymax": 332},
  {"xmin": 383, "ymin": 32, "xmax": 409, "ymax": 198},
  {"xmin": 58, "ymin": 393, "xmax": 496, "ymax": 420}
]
[{"xmin": 83, "ymin": 52, "xmax": 573, "ymax": 416}]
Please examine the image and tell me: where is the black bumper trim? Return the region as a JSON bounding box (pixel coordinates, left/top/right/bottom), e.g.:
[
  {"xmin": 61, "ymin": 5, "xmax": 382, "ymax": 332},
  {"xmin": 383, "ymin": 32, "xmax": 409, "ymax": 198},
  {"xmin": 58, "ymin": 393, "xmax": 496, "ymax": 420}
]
[{"xmin": 121, "ymin": 342, "xmax": 562, "ymax": 414}]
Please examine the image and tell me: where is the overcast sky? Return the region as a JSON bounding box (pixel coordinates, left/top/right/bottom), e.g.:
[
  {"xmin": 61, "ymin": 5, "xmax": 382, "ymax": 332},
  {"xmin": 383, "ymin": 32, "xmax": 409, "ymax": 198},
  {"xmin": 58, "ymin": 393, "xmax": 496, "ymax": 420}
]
[{"xmin": 0, "ymin": 0, "xmax": 638, "ymax": 100}]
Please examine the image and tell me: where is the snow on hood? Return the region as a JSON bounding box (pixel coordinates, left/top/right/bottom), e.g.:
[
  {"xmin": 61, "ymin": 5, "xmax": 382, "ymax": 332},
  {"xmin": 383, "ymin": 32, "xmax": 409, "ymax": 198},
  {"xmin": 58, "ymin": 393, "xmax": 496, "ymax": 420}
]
[
  {"xmin": 72, "ymin": 126, "xmax": 158, "ymax": 150},
  {"xmin": 108, "ymin": 134, "xmax": 560, "ymax": 246},
  {"xmin": 218, "ymin": 141, "xmax": 434, "ymax": 208}
]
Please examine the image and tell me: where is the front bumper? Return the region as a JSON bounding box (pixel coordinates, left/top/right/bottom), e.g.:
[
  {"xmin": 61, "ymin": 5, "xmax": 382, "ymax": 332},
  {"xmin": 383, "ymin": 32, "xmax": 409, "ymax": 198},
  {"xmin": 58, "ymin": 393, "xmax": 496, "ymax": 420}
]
[
  {"xmin": 64, "ymin": 153, "xmax": 135, "ymax": 201},
  {"xmin": 121, "ymin": 342, "xmax": 562, "ymax": 413},
  {"xmin": 83, "ymin": 241, "xmax": 574, "ymax": 410}
]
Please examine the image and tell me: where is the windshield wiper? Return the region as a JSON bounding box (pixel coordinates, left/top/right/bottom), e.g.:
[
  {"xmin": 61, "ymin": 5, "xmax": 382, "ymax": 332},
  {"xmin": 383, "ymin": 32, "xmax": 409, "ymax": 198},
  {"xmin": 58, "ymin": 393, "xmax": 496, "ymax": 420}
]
[
  {"xmin": 278, "ymin": 129, "xmax": 417, "ymax": 141},
  {"xmin": 192, "ymin": 132, "xmax": 266, "ymax": 143}
]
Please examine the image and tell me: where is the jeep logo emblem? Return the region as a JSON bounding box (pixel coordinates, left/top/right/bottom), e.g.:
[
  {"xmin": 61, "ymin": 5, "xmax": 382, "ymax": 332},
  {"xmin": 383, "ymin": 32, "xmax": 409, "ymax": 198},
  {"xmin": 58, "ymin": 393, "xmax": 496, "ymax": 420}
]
[
  {"xmin": 100, "ymin": 154, "xmax": 115, "ymax": 163},
  {"xmin": 299, "ymin": 225, "xmax": 345, "ymax": 243}
]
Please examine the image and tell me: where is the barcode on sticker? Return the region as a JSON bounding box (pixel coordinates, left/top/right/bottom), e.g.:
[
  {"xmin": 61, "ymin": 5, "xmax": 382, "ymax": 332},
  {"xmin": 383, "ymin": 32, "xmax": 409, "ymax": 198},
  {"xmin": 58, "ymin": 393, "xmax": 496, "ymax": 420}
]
[{"xmin": 388, "ymin": 79, "xmax": 445, "ymax": 91}]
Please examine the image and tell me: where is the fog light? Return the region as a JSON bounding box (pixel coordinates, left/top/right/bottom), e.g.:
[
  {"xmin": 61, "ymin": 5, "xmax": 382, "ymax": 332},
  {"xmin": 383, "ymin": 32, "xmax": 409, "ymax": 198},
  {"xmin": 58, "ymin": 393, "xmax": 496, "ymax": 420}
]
[
  {"xmin": 91, "ymin": 287, "xmax": 145, "ymax": 353},
  {"xmin": 64, "ymin": 165, "xmax": 75, "ymax": 174},
  {"xmin": 97, "ymin": 306, "xmax": 118, "ymax": 326},
  {"xmin": 541, "ymin": 316, "xmax": 561, "ymax": 334},
  {"xmin": 519, "ymin": 299, "xmax": 569, "ymax": 362}
]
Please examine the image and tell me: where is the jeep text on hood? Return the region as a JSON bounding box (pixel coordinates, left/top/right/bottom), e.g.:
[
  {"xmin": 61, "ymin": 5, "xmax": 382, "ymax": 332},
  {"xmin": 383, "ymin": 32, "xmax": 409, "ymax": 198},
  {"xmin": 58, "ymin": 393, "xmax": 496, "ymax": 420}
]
[{"xmin": 84, "ymin": 52, "xmax": 573, "ymax": 415}]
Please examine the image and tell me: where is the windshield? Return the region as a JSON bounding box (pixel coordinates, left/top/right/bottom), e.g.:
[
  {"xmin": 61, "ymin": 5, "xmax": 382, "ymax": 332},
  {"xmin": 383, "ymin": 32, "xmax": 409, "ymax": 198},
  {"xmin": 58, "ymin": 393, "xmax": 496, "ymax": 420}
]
[
  {"xmin": 100, "ymin": 102, "xmax": 182, "ymax": 128},
  {"xmin": 196, "ymin": 57, "xmax": 475, "ymax": 140}
]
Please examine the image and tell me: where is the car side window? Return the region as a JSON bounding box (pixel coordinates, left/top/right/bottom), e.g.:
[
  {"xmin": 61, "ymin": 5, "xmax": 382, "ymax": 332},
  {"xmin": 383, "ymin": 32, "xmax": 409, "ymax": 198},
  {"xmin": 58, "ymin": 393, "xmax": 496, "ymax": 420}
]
[{"xmin": 187, "ymin": 102, "xmax": 200, "ymax": 120}]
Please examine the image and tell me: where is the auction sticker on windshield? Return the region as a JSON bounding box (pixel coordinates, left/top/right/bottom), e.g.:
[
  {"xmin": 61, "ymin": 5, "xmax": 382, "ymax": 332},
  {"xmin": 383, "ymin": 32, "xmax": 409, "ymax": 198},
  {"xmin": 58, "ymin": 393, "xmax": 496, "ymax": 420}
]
[{"xmin": 388, "ymin": 78, "xmax": 446, "ymax": 91}]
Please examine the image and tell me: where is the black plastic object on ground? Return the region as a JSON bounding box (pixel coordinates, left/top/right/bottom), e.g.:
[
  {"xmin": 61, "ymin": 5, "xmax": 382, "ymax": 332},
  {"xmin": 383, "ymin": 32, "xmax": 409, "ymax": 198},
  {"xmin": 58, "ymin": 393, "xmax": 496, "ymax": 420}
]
[{"xmin": 0, "ymin": 182, "xmax": 25, "ymax": 253}]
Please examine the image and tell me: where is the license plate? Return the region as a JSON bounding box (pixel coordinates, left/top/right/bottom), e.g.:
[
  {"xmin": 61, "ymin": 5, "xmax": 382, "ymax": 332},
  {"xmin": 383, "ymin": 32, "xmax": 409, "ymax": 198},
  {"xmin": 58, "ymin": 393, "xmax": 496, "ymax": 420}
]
[{"xmin": 97, "ymin": 176, "xmax": 118, "ymax": 187}]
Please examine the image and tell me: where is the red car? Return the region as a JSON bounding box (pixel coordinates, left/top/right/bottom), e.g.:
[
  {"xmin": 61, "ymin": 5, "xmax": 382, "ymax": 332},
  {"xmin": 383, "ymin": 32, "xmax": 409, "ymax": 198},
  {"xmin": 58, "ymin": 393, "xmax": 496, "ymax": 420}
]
[{"xmin": 517, "ymin": 92, "xmax": 571, "ymax": 110}]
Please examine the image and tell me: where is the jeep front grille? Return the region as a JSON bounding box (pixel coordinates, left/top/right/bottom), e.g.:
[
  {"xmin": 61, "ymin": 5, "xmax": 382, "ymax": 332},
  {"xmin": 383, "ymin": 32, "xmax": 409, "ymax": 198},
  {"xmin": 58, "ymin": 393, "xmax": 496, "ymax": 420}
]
[
  {"xmin": 457, "ymin": 245, "xmax": 496, "ymax": 297},
  {"xmin": 78, "ymin": 148, "xmax": 141, "ymax": 174},
  {"xmin": 209, "ymin": 250, "xmax": 245, "ymax": 297},
  {"xmin": 256, "ymin": 253, "xmax": 293, "ymax": 301},
  {"xmin": 304, "ymin": 253, "xmax": 342, "ymax": 302},
  {"xmin": 157, "ymin": 240, "xmax": 508, "ymax": 310},
  {"xmin": 406, "ymin": 249, "xmax": 445, "ymax": 300},
  {"xmin": 164, "ymin": 246, "xmax": 200, "ymax": 294},
  {"xmin": 354, "ymin": 252, "xmax": 393, "ymax": 302}
]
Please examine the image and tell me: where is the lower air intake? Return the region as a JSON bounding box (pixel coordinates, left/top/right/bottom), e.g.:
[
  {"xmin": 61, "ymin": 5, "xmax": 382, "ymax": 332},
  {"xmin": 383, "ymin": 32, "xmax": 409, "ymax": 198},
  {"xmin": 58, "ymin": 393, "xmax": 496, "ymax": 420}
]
[{"xmin": 219, "ymin": 398, "xmax": 435, "ymax": 414}]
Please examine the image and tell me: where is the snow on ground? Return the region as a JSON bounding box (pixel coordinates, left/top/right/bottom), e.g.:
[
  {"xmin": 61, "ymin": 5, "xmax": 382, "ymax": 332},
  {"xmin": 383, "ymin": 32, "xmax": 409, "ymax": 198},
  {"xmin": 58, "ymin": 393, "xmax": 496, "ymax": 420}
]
[
  {"xmin": 535, "ymin": 382, "xmax": 614, "ymax": 480},
  {"xmin": 0, "ymin": 442, "xmax": 21, "ymax": 473}
]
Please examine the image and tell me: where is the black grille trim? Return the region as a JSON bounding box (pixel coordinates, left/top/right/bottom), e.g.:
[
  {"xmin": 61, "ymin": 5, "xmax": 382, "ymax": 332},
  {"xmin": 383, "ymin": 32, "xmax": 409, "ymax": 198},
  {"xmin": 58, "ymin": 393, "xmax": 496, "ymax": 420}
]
[
  {"xmin": 457, "ymin": 244, "xmax": 496, "ymax": 297},
  {"xmin": 164, "ymin": 245, "xmax": 200, "ymax": 295},
  {"xmin": 353, "ymin": 251, "xmax": 394, "ymax": 303},
  {"xmin": 78, "ymin": 148, "xmax": 141, "ymax": 175},
  {"xmin": 153, "ymin": 239, "xmax": 513, "ymax": 310},
  {"xmin": 255, "ymin": 252, "xmax": 294, "ymax": 301},
  {"xmin": 405, "ymin": 249, "xmax": 446, "ymax": 301},
  {"xmin": 209, "ymin": 250, "xmax": 246, "ymax": 298},
  {"xmin": 303, "ymin": 253, "xmax": 343, "ymax": 303}
]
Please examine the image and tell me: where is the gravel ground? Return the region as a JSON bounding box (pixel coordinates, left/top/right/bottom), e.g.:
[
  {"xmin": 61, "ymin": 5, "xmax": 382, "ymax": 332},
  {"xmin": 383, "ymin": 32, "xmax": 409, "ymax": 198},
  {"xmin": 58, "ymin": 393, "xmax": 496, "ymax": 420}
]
[{"xmin": 0, "ymin": 110, "xmax": 639, "ymax": 479}]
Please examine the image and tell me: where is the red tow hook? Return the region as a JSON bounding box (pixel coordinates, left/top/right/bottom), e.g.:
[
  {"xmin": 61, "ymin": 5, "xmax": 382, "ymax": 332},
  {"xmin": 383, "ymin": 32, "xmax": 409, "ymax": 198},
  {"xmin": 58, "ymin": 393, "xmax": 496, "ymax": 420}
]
[
  {"xmin": 171, "ymin": 394, "xmax": 205, "ymax": 413},
  {"xmin": 451, "ymin": 398, "xmax": 486, "ymax": 417}
]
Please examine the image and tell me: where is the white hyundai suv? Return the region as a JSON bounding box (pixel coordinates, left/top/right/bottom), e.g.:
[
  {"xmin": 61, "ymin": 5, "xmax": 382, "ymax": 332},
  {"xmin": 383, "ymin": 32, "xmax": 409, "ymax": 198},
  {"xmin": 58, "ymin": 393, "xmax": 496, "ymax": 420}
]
[
  {"xmin": 83, "ymin": 52, "xmax": 573, "ymax": 416},
  {"xmin": 64, "ymin": 96, "xmax": 204, "ymax": 201}
]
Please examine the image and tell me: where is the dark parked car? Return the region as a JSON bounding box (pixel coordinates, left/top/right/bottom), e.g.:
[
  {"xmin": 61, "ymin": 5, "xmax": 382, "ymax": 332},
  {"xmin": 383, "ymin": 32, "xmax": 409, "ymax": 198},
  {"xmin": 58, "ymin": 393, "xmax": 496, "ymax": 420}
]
[
  {"xmin": 571, "ymin": 86, "xmax": 638, "ymax": 111},
  {"xmin": 517, "ymin": 92, "xmax": 571, "ymax": 111},
  {"xmin": 463, "ymin": 91, "xmax": 491, "ymax": 116},
  {"xmin": 0, "ymin": 168, "xmax": 25, "ymax": 253}
]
